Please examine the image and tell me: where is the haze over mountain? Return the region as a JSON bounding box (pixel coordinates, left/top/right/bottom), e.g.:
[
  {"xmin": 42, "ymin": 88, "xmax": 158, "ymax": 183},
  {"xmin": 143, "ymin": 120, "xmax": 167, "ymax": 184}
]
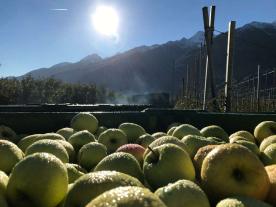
[{"xmin": 22, "ymin": 21, "xmax": 276, "ymax": 94}]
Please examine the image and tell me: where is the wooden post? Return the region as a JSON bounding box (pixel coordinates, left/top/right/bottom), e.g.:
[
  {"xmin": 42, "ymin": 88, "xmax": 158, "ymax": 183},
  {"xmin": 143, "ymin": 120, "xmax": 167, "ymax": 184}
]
[
  {"xmin": 224, "ymin": 21, "xmax": 236, "ymax": 112},
  {"xmin": 186, "ymin": 64, "xmax": 189, "ymax": 99},
  {"xmin": 202, "ymin": 6, "xmax": 219, "ymax": 111},
  {"xmin": 257, "ymin": 65, "xmax": 260, "ymax": 112}
]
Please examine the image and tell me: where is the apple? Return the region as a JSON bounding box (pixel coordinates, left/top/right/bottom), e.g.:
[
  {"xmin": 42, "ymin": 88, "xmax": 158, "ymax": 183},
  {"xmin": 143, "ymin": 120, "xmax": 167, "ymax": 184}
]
[
  {"xmin": 78, "ymin": 142, "xmax": 107, "ymax": 171},
  {"xmin": 7, "ymin": 153, "xmax": 68, "ymax": 207},
  {"xmin": 229, "ymin": 135, "xmax": 249, "ymax": 144},
  {"xmin": 181, "ymin": 135, "xmax": 221, "ymax": 158},
  {"xmin": 0, "ymin": 125, "xmax": 19, "ymax": 143},
  {"xmin": 261, "ymin": 143, "xmax": 276, "ymax": 165},
  {"xmin": 70, "ymin": 112, "xmax": 98, "ymax": 134},
  {"xmin": 65, "ymin": 163, "xmax": 87, "ymax": 184},
  {"xmin": 118, "ymin": 122, "xmax": 146, "ymax": 143},
  {"xmin": 94, "ymin": 152, "xmax": 144, "ymax": 182},
  {"xmin": 0, "ymin": 140, "xmax": 24, "ymax": 174},
  {"xmin": 152, "ymin": 132, "xmax": 167, "ymax": 139},
  {"xmin": 201, "ymin": 144, "xmax": 270, "ymax": 202},
  {"xmin": 56, "ymin": 128, "xmax": 74, "ymax": 140},
  {"xmin": 233, "ymin": 140, "xmax": 260, "ymax": 156},
  {"xmin": 172, "ymin": 124, "xmax": 201, "ymax": 139},
  {"xmin": 94, "ymin": 126, "xmax": 107, "ymax": 138},
  {"xmin": 63, "ymin": 171, "xmax": 143, "ymax": 207},
  {"xmin": 260, "ymin": 135, "xmax": 276, "ymax": 152},
  {"xmin": 155, "ymin": 179, "xmax": 210, "ymax": 207},
  {"xmin": 254, "ymin": 121, "xmax": 276, "ymax": 144},
  {"xmin": 200, "ymin": 125, "xmax": 229, "ymax": 142},
  {"xmin": 116, "ymin": 144, "xmax": 145, "ymax": 166},
  {"xmin": 216, "ymin": 196, "xmax": 272, "ymax": 207},
  {"xmin": 68, "ymin": 130, "xmax": 96, "ymax": 153},
  {"xmin": 136, "ymin": 134, "xmax": 155, "ymax": 148},
  {"xmin": 193, "ymin": 145, "xmax": 218, "ymax": 179},
  {"xmin": 144, "ymin": 135, "xmax": 188, "ymax": 157},
  {"xmin": 86, "ymin": 186, "xmax": 166, "ymax": 207},
  {"xmin": 98, "ymin": 128, "xmax": 128, "ymax": 153},
  {"xmin": 265, "ymin": 164, "xmax": 276, "ymax": 206},
  {"xmin": 57, "ymin": 140, "xmax": 76, "ymax": 163},
  {"xmin": 167, "ymin": 126, "xmax": 177, "ymax": 136},
  {"xmin": 229, "ymin": 130, "xmax": 256, "ymax": 143},
  {"xmin": 25, "ymin": 139, "xmax": 69, "ymax": 163},
  {"xmin": 18, "ymin": 133, "xmax": 66, "ymax": 153},
  {"xmin": 167, "ymin": 122, "xmax": 181, "ymax": 131},
  {"xmin": 0, "ymin": 170, "xmax": 9, "ymax": 194},
  {"xmin": 143, "ymin": 143, "xmax": 195, "ymax": 190}
]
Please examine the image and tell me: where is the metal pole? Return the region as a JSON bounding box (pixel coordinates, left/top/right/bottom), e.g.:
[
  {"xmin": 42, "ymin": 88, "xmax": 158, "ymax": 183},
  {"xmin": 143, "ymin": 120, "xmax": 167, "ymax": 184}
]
[
  {"xmin": 224, "ymin": 21, "xmax": 236, "ymax": 112},
  {"xmin": 186, "ymin": 64, "xmax": 189, "ymax": 99}
]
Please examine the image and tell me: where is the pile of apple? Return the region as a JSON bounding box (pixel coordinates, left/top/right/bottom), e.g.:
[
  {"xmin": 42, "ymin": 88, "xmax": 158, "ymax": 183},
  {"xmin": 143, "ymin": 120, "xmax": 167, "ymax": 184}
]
[{"xmin": 0, "ymin": 112, "xmax": 275, "ymax": 207}]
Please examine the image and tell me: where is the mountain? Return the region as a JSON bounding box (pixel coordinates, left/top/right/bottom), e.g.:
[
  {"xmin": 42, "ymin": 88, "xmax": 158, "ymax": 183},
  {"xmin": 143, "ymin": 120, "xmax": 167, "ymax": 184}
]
[{"xmin": 22, "ymin": 21, "xmax": 276, "ymax": 93}]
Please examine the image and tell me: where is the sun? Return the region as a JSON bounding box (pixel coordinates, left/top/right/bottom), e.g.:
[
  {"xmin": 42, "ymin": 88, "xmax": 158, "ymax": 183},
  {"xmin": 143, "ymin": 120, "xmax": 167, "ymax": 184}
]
[{"xmin": 92, "ymin": 6, "xmax": 119, "ymax": 37}]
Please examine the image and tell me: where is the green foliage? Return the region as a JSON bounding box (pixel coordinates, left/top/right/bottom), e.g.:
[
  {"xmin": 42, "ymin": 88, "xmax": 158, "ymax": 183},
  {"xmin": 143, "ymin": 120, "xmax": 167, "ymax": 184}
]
[{"xmin": 0, "ymin": 76, "xmax": 115, "ymax": 104}]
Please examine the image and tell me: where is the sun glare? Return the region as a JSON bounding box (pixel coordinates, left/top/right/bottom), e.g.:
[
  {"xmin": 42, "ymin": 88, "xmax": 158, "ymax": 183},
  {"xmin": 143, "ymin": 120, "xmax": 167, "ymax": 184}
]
[{"xmin": 92, "ymin": 6, "xmax": 119, "ymax": 37}]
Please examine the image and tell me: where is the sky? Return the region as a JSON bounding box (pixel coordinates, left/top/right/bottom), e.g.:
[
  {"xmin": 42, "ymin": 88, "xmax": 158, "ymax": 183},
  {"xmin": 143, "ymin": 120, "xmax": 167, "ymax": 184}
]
[{"xmin": 0, "ymin": 0, "xmax": 276, "ymax": 77}]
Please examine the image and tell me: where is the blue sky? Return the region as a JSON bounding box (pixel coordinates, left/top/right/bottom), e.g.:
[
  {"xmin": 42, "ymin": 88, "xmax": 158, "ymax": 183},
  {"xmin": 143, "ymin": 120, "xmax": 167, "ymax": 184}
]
[{"xmin": 0, "ymin": 0, "xmax": 276, "ymax": 76}]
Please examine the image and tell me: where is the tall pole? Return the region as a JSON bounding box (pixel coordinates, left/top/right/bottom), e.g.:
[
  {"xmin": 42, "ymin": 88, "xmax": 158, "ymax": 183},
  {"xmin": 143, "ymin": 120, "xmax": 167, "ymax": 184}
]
[
  {"xmin": 224, "ymin": 21, "xmax": 236, "ymax": 112},
  {"xmin": 186, "ymin": 64, "xmax": 189, "ymax": 98},
  {"xmin": 202, "ymin": 6, "xmax": 219, "ymax": 111},
  {"xmin": 257, "ymin": 65, "xmax": 260, "ymax": 112}
]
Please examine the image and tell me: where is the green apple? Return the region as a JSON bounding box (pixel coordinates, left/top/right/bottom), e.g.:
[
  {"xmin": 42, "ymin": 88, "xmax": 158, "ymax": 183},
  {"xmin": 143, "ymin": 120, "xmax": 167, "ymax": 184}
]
[
  {"xmin": 64, "ymin": 171, "xmax": 143, "ymax": 207},
  {"xmin": 7, "ymin": 153, "xmax": 68, "ymax": 207},
  {"xmin": 78, "ymin": 142, "xmax": 107, "ymax": 171},
  {"xmin": 167, "ymin": 126, "xmax": 177, "ymax": 136},
  {"xmin": 0, "ymin": 170, "xmax": 9, "ymax": 194},
  {"xmin": 25, "ymin": 139, "xmax": 69, "ymax": 163},
  {"xmin": 229, "ymin": 130, "xmax": 256, "ymax": 143},
  {"xmin": 143, "ymin": 143, "xmax": 195, "ymax": 190},
  {"xmin": 261, "ymin": 143, "xmax": 276, "ymax": 165},
  {"xmin": 17, "ymin": 134, "xmax": 43, "ymax": 152},
  {"xmin": 233, "ymin": 140, "xmax": 260, "ymax": 156},
  {"xmin": 193, "ymin": 145, "xmax": 218, "ymax": 179},
  {"xmin": 68, "ymin": 130, "xmax": 96, "ymax": 153},
  {"xmin": 118, "ymin": 122, "xmax": 146, "ymax": 143},
  {"xmin": 0, "ymin": 140, "xmax": 24, "ymax": 174},
  {"xmin": 216, "ymin": 196, "xmax": 272, "ymax": 207},
  {"xmin": 260, "ymin": 135, "xmax": 276, "ymax": 152},
  {"xmin": 94, "ymin": 126, "xmax": 107, "ymax": 138},
  {"xmin": 206, "ymin": 137, "xmax": 226, "ymax": 143},
  {"xmin": 155, "ymin": 179, "xmax": 210, "ymax": 207},
  {"xmin": 201, "ymin": 144, "xmax": 270, "ymax": 201},
  {"xmin": 57, "ymin": 140, "xmax": 76, "ymax": 163},
  {"xmin": 200, "ymin": 125, "xmax": 229, "ymax": 142},
  {"xmin": 181, "ymin": 135, "xmax": 221, "ymax": 158},
  {"xmin": 136, "ymin": 134, "xmax": 155, "ymax": 148},
  {"xmin": 0, "ymin": 125, "xmax": 19, "ymax": 143},
  {"xmin": 254, "ymin": 121, "xmax": 276, "ymax": 144},
  {"xmin": 70, "ymin": 112, "xmax": 98, "ymax": 134},
  {"xmin": 86, "ymin": 186, "xmax": 166, "ymax": 207},
  {"xmin": 56, "ymin": 128, "xmax": 74, "ymax": 140},
  {"xmin": 152, "ymin": 132, "xmax": 167, "ymax": 139},
  {"xmin": 98, "ymin": 128, "xmax": 128, "ymax": 153},
  {"xmin": 116, "ymin": 144, "xmax": 145, "ymax": 166},
  {"xmin": 94, "ymin": 152, "xmax": 144, "ymax": 182},
  {"xmin": 172, "ymin": 124, "xmax": 201, "ymax": 139},
  {"xmin": 265, "ymin": 165, "xmax": 276, "ymax": 206},
  {"xmin": 18, "ymin": 133, "xmax": 65, "ymax": 153},
  {"xmin": 229, "ymin": 135, "xmax": 249, "ymax": 144},
  {"xmin": 144, "ymin": 135, "xmax": 188, "ymax": 157},
  {"xmin": 65, "ymin": 163, "xmax": 86, "ymax": 184},
  {"xmin": 167, "ymin": 122, "xmax": 181, "ymax": 131}
]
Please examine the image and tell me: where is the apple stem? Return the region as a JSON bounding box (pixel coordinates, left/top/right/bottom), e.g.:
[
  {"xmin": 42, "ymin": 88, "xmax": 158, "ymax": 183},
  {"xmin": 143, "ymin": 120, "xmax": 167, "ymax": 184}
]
[{"xmin": 147, "ymin": 146, "xmax": 159, "ymax": 160}]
